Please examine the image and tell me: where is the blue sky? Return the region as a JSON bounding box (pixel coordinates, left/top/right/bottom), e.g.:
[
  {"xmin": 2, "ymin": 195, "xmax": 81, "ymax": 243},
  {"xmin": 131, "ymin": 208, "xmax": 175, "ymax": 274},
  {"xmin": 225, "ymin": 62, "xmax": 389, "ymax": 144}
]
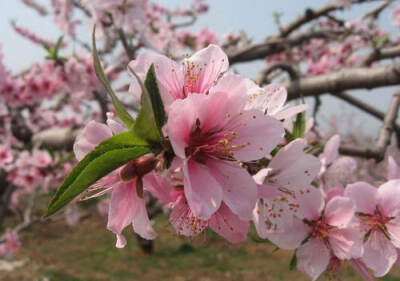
[{"xmin": 0, "ymin": 0, "xmax": 398, "ymax": 135}]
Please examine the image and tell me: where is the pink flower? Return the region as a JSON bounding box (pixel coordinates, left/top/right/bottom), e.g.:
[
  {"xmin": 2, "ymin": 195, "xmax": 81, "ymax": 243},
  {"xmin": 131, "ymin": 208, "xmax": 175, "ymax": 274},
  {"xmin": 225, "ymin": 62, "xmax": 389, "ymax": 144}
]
[
  {"xmin": 0, "ymin": 229, "xmax": 21, "ymax": 257},
  {"xmin": 0, "ymin": 145, "xmax": 13, "ymax": 168},
  {"xmin": 387, "ymin": 155, "xmax": 400, "ymax": 180},
  {"xmin": 145, "ymin": 169, "xmax": 249, "ymax": 243},
  {"xmin": 345, "ymin": 180, "xmax": 400, "ymax": 277},
  {"xmin": 319, "ymin": 135, "xmax": 357, "ymax": 192},
  {"xmin": 253, "ymin": 139, "xmax": 321, "ymax": 236},
  {"xmin": 267, "ymin": 188, "xmax": 362, "ymax": 280},
  {"xmin": 128, "ymin": 44, "xmax": 229, "ymax": 109},
  {"xmin": 245, "ymin": 83, "xmax": 308, "ymax": 120},
  {"xmin": 32, "ymin": 149, "xmax": 52, "ymax": 168},
  {"xmin": 73, "ymin": 118, "xmax": 157, "ymax": 247},
  {"xmin": 166, "ymin": 74, "xmax": 284, "ymax": 221}
]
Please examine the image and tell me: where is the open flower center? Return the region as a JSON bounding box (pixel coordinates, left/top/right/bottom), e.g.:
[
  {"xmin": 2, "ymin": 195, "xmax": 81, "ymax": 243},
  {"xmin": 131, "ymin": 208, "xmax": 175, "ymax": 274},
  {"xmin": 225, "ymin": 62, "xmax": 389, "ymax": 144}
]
[
  {"xmin": 359, "ymin": 207, "xmax": 394, "ymax": 234},
  {"xmin": 305, "ymin": 217, "xmax": 333, "ymax": 240},
  {"xmin": 185, "ymin": 118, "xmax": 250, "ymax": 161}
]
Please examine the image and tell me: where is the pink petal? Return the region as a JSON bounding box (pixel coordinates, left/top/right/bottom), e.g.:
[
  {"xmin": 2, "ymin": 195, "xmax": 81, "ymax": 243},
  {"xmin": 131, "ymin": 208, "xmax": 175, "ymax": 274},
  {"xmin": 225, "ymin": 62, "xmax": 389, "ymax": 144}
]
[
  {"xmin": 107, "ymin": 181, "xmax": 156, "ymax": 243},
  {"xmin": 208, "ymin": 159, "xmax": 257, "ymax": 220},
  {"xmin": 166, "ymin": 95, "xmax": 203, "ymax": 158},
  {"xmin": 273, "ymin": 104, "xmax": 308, "ymax": 120},
  {"xmin": 325, "ymin": 197, "xmax": 355, "ymax": 228},
  {"xmin": 296, "ymin": 187, "xmax": 324, "ymax": 221},
  {"xmin": 128, "ymin": 52, "xmax": 181, "ymax": 106},
  {"xmin": 83, "ymin": 120, "xmax": 112, "ymax": 145},
  {"xmin": 386, "ymin": 216, "xmax": 400, "ymax": 248},
  {"xmin": 257, "ymin": 183, "xmax": 281, "ymax": 198},
  {"xmin": 362, "ymin": 231, "xmax": 397, "ymax": 277},
  {"xmin": 73, "ymin": 137, "xmax": 95, "ymax": 161},
  {"xmin": 185, "ymin": 44, "xmax": 228, "ymax": 94},
  {"xmin": 253, "ymin": 168, "xmax": 272, "ymax": 185},
  {"xmin": 351, "ymin": 259, "xmax": 378, "ymax": 281},
  {"xmin": 321, "ymin": 135, "xmax": 340, "ymax": 166},
  {"xmin": 229, "ymin": 109, "xmax": 284, "ymax": 162},
  {"xmin": 253, "ymin": 200, "xmax": 270, "ymax": 239},
  {"xmin": 73, "ymin": 120, "xmax": 113, "ymax": 161},
  {"xmin": 143, "ymin": 172, "xmax": 174, "ymax": 204},
  {"xmin": 170, "ymin": 195, "xmax": 207, "ymax": 237},
  {"xmin": 106, "ymin": 114, "xmax": 126, "ymax": 134},
  {"xmin": 267, "ymin": 141, "xmax": 321, "ymax": 190},
  {"xmin": 325, "ymin": 187, "xmax": 345, "ymax": 202},
  {"xmin": 387, "ymin": 156, "xmax": 400, "ymax": 180},
  {"xmin": 323, "ymin": 156, "xmax": 357, "ymax": 190},
  {"xmin": 344, "ymin": 182, "xmax": 378, "ymax": 214},
  {"xmin": 131, "ymin": 194, "xmax": 158, "ymax": 240},
  {"xmin": 116, "ymin": 234, "xmax": 127, "ymax": 248},
  {"xmin": 329, "ymin": 227, "xmax": 363, "ymax": 260},
  {"xmin": 207, "ymin": 73, "xmax": 249, "ymax": 123},
  {"xmin": 183, "ymin": 159, "xmax": 223, "ymax": 220},
  {"xmin": 265, "ymin": 216, "xmax": 309, "ymax": 249},
  {"xmin": 377, "ymin": 179, "xmax": 400, "ymax": 217},
  {"xmin": 244, "ymin": 79, "xmax": 269, "ymax": 112},
  {"xmin": 107, "ymin": 182, "xmax": 136, "ymax": 241},
  {"xmin": 297, "ymin": 238, "xmax": 330, "ymax": 281},
  {"xmin": 209, "ymin": 203, "xmax": 249, "ymax": 243},
  {"xmin": 265, "ymin": 84, "xmax": 287, "ymax": 116},
  {"xmin": 269, "ymin": 139, "xmax": 307, "ymax": 172}
]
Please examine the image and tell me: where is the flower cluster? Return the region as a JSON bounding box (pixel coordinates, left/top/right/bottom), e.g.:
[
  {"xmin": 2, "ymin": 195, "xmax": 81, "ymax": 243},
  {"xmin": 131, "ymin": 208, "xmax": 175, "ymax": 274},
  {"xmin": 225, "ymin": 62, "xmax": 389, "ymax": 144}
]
[{"xmin": 69, "ymin": 45, "xmax": 400, "ymax": 280}]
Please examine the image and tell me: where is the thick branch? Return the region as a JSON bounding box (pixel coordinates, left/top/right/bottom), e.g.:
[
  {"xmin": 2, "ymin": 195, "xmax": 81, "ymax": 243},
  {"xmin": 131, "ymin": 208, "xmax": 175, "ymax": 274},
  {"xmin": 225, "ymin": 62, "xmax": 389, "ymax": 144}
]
[
  {"xmin": 229, "ymin": 29, "xmax": 345, "ymax": 64},
  {"xmin": 33, "ymin": 127, "xmax": 81, "ymax": 150},
  {"xmin": 285, "ymin": 62, "xmax": 400, "ymax": 100}
]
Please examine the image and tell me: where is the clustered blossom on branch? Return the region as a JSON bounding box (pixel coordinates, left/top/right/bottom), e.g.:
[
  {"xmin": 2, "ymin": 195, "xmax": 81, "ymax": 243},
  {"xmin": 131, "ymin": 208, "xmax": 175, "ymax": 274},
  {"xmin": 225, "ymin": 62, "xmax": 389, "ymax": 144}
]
[
  {"xmin": 68, "ymin": 43, "xmax": 400, "ymax": 281},
  {"xmin": 3, "ymin": 0, "xmax": 400, "ymax": 280}
]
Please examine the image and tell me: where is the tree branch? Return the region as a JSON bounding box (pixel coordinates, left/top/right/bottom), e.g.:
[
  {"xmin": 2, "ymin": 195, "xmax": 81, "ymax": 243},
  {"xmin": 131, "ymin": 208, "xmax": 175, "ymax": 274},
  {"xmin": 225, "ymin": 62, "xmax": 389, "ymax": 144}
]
[
  {"xmin": 284, "ymin": 62, "xmax": 400, "ymax": 100},
  {"xmin": 33, "ymin": 127, "xmax": 81, "ymax": 150},
  {"xmin": 229, "ymin": 29, "xmax": 346, "ymax": 64},
  {"xmin": 339, "ymin": 92, "xmax": 400, "ymax": 160},
  {"xmin": 332, "ymin": 92, "xmax": 400, "ymax": 142}
]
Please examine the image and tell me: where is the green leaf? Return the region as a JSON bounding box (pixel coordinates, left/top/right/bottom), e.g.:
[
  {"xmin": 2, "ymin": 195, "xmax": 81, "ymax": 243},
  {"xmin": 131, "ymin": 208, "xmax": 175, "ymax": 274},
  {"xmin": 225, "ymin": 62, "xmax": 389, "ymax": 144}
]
[
  {"xmin": 53, "ymin": 35, "xmax": 64, "ymax": 58},
  {"xmin": 92, "ymin": 26, "xmax": 135, "ymax": 128},
  {"xmin": 144, "ymin": 65, "xmax": 166, "ymax": 130},
  {"xmin": 292, "ymin": 111, "xmax": 306, "ymax": 139},
  {"xmin": 289, "ymin": 251, "xmax": 297, "ymax": 271},
  {"xmin": 45, "ymin": 131, "xmax": 149, "ymax": 216},
  {"xmin": 130, "ymin": 64, "xmax": 165, "ymax": 144}
]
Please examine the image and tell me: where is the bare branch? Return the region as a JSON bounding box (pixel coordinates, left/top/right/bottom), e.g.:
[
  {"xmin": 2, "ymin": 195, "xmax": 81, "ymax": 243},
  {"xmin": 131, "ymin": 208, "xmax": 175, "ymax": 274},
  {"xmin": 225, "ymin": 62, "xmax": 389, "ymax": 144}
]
[
  {"xmin": 229, "ymin": 29, "xmax": 347, "ymax": 64},
  {"xmin": 279, "ymin": 3, "xmax": 340, "ymax": 37},
  {"xmin": 362, "ymin": 0, "xmax": 394, "ymax": 20},
  {"xmin": 338, "ymin": 91, "xmax": 400, "ymax": 160},
  {"xmin": 33, "ymin": 127, "xmax": 81, "ymax": 150},
  {"xmin": 284, "ymin": 62, "xmax": 400, "ymax": 100},
  {"xmin": 263, "ymin": 62, "xmax": 299, "ymax": 81},
  {"xmin": 332, "ymin": 92, "xmax": 400, "ymax": 137},
  {"xmin": 361, "ymin": 45, "xmax": 400, "ymax": 66},
  {"xmin": 376, "ymin": 92, "xmax": 400, "ymax": 153},
  {"xmin": 339, "ymin": 146, "xmax": 383, "ymax": 159}
]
